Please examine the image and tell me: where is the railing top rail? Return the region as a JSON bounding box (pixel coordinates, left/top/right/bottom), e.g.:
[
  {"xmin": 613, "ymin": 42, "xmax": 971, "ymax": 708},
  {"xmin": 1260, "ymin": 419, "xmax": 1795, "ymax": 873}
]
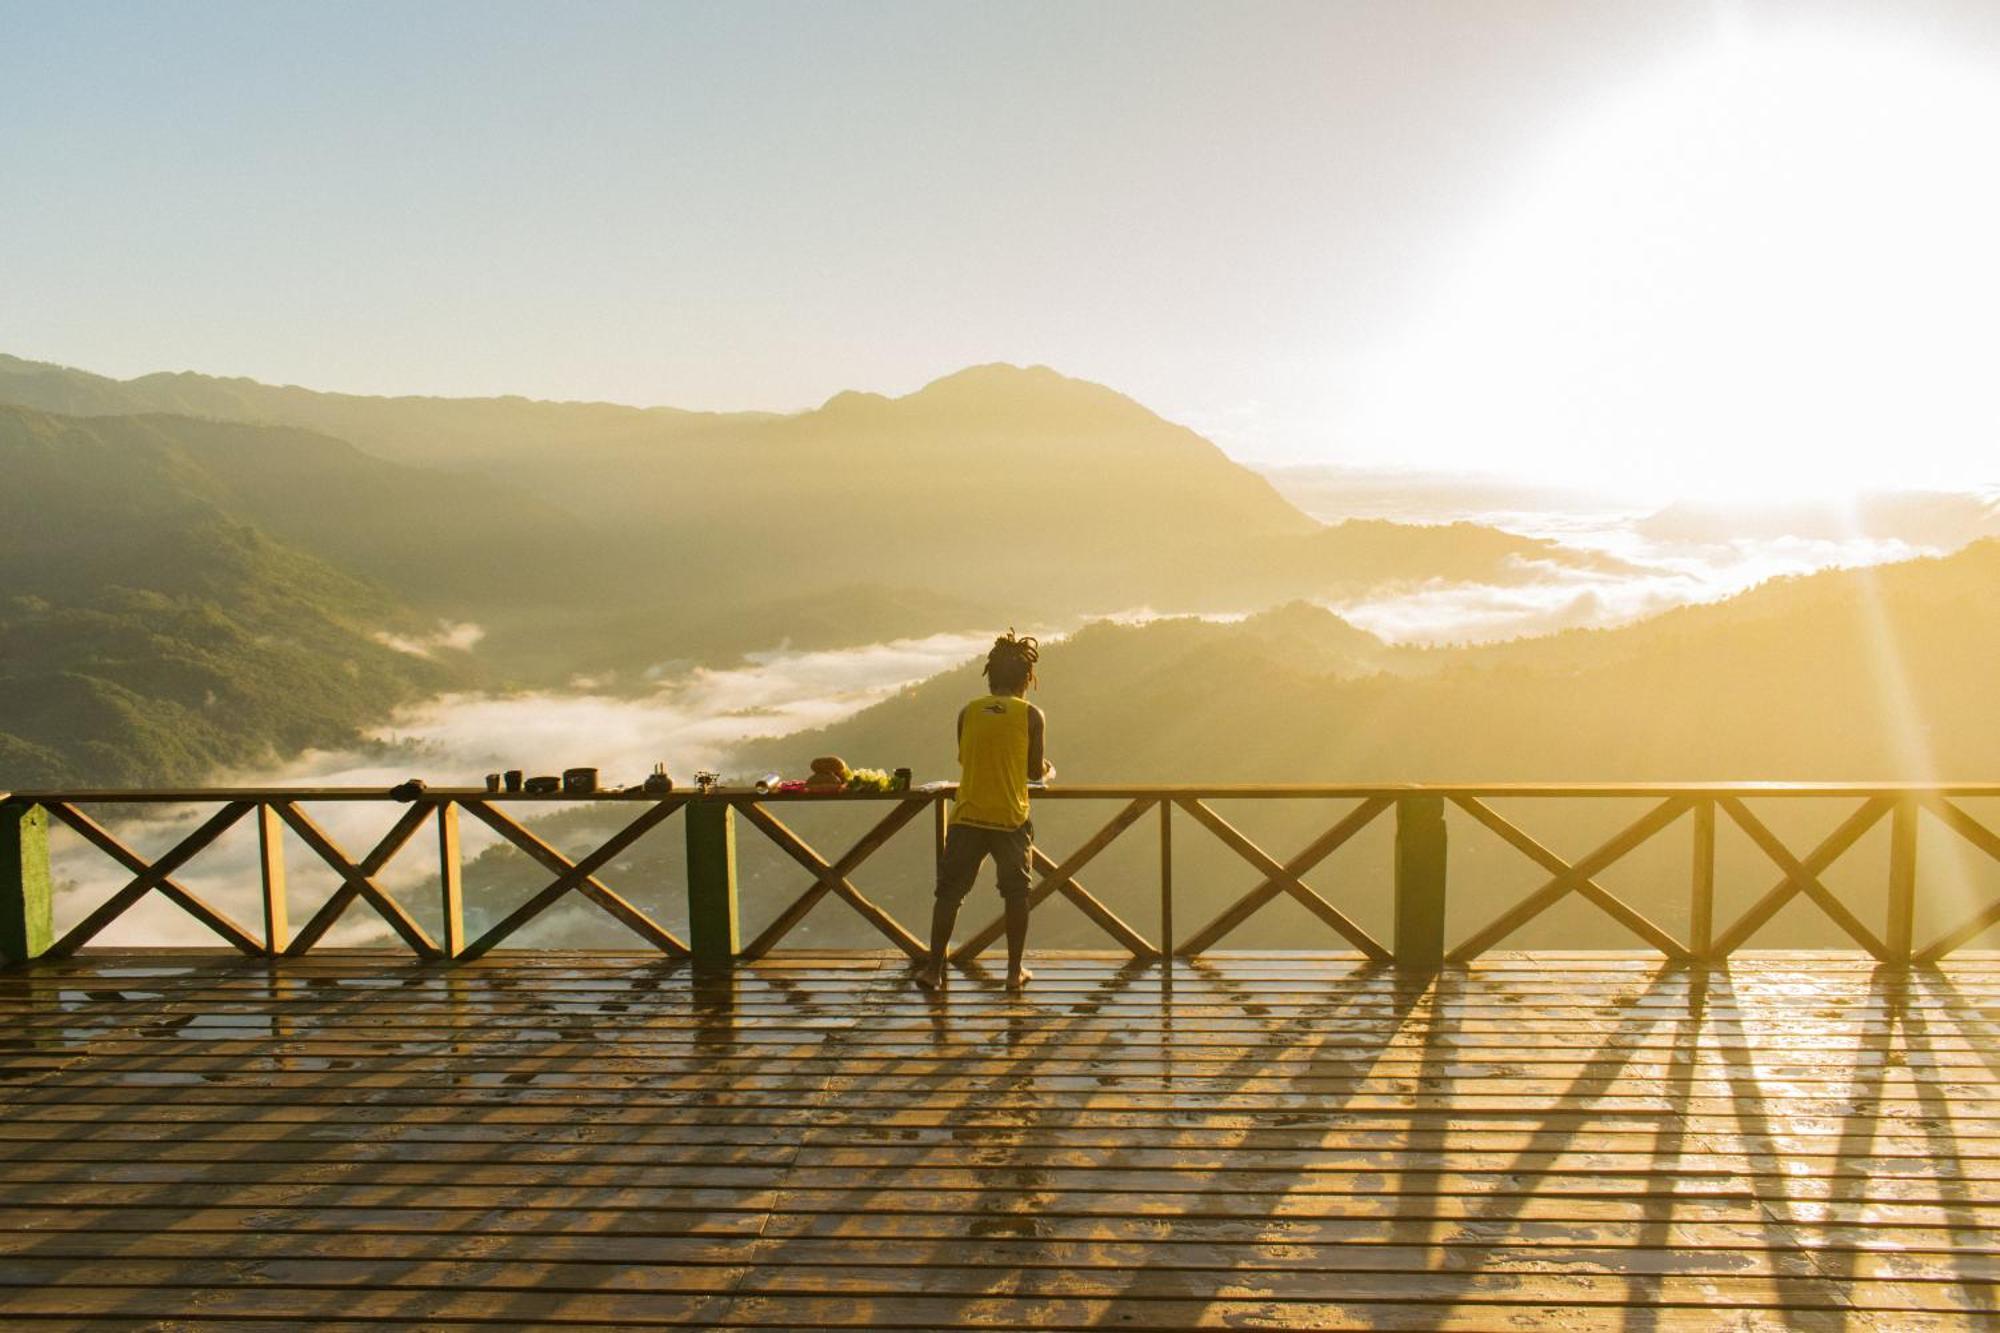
[{"xmin": 7, "ymin": 781, "xmax": 2000, "ymax": 805}]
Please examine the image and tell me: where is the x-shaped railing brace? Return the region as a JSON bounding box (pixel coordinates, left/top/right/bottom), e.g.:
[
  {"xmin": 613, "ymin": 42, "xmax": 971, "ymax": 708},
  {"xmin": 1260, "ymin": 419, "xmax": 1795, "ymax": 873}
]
[
  {"xmin": 278, "ymin": 801, "xmax": 443, "ymax": 959},
  {"xmin": 1708, "ymin": 796, "xmax": 1892, "ymax": 960},
  {"xmin": 738, "ymin": 800, "xmax": 928, "ymax": 960},
  {"xmin": 951, "ymin": 797, "xmax": 1159, "ymax": 963},
  {"xmin": 1175, "ymin": 796, "xmax": 1392, "ymax": 960},
  {"xmin": 458, "ymin": 799, "xmax": 689, "ymax": 958},
  {"xmin": 44, "ymin": 801, "xmax": 263, "ymax": 956},
  {"xmin": 1448, "ymin": 796, "xmax": 1694, "ymax": 963}
]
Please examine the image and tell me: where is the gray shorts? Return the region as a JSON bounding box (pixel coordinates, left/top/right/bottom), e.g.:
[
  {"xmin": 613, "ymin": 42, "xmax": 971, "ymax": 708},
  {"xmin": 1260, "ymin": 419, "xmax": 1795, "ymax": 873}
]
[{"xmin": 936, "ymin": 820, "xmax": 1034, "ymax": 905}]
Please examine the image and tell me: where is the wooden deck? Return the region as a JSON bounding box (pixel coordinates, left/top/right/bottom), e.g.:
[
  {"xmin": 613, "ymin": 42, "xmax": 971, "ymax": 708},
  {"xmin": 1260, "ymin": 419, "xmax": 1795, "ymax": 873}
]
[{"xmin": 2, "ymin": 952, "xmax": 1998, "ymax": 1329}]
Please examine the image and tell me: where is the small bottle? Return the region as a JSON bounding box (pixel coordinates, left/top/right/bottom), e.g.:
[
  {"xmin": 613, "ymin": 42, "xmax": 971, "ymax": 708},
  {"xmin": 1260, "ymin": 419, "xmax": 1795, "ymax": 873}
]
[{"xmin": 754, "ymin": 774, "xmax": 783, "ymax": 795}]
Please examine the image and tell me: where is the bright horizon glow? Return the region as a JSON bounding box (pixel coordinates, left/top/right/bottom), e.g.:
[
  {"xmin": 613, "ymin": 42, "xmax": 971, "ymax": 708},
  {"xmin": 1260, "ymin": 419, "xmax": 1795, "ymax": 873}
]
[{"xmin": 1335, "ymin": 23, "xmax": 2000, "ymax": 504}]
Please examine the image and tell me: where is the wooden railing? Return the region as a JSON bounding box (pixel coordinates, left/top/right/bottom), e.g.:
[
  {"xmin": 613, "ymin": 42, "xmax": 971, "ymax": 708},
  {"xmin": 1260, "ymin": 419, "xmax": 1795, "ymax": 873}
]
[{"xmin": 4, "ymin": 784, "xmax": 2000, "ymax": 967}]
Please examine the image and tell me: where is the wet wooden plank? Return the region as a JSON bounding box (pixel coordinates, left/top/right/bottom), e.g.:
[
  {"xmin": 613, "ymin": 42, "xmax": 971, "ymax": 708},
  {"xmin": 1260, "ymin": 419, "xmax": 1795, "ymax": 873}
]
[
  {"xmin": 702, "ymin": 1293, "xmax": 1870, "ymax": 1330},
  {"xmin": 13, "ymin": 1118, "xmax": 2000, "ymax": 1159},
  {"xmin": 0, "ymin": 1287, "xmax": 733, "ymax": 1325},
  {"xmin": 0, "ymin": 1204, "xmax": 769, "ymax": 1237},
  {"xmin": 11, "ymin": 1140, "xmax": 2000, "ymax": 1188},
  {"xmin": 7, "ymin": 1229, "xmax": 1980, "ymax": 1278},
  {"xmin": 0, "ymin": 1256, "xmax": 1899, "ymax": 1306}
]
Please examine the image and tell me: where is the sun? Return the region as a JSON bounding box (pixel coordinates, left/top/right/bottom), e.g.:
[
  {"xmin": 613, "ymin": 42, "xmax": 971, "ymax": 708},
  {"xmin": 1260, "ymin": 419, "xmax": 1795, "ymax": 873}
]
[{"xmin": 1337, "ymin": 19, "xmax": 2000, "ymax": 505}]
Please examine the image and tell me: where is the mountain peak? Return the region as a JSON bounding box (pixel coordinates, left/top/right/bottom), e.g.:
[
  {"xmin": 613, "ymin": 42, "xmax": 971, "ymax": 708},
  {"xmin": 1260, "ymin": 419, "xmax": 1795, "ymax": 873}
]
[
  {"xmin": 899, "ymin": 363, "xmax": 1152, "ymax": 420},
  {"xmin": 818, "ymin": 388, "xmax": 891, "ymax": 413},
  {"xmin": 918, "ymin": 362, "xmax": 1067, "ymax": 391}
]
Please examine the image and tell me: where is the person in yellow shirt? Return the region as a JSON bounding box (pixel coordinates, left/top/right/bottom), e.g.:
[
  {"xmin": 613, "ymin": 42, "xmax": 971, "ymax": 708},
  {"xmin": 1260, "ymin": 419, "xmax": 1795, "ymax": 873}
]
[{"xmin": 916, "ymin": 631, "xmax": 1049, "ymax": 991}]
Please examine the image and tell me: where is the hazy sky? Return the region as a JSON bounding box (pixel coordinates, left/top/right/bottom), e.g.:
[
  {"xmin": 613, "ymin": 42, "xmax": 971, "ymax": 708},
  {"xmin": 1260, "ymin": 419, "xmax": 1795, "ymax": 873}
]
[{"xmin": 5, "ymin": 1, "xmax": 1999, "ymax": 497}]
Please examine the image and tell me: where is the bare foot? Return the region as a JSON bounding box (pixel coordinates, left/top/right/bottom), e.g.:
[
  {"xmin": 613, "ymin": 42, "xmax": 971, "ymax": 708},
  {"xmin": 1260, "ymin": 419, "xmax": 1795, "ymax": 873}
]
[
  {"xmin": 1007, "ymin": 965, "xmax": 1033, "ymax": 990},
  {"xmin": 914, "ymin": 964, "xmax": 947, "ymax": 992}
]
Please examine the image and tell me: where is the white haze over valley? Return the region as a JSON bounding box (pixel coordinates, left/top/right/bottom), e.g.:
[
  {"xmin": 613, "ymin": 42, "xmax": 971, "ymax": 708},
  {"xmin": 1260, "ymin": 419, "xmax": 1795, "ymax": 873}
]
[
  {"xmin": 51, "ymin": 480, "xmax": 1989, "ymax": 946},
  {"xmin": 1334, "ymin": 521, "xmax": 1929, "ymax": 646},
  {"xmin": 1267, "ymin": 466, "xmax": 1973, "ymax": 645}
]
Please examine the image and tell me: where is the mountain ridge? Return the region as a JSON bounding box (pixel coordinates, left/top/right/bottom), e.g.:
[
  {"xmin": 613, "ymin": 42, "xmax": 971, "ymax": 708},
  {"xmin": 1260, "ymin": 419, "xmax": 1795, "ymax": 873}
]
[
  {"xmin": 0, "ymin": 354, "xmax": 1597, "ymax": 636},
  {"xmin": 0, "ymin": 419, "xmax": 463, "ymax": 787}
]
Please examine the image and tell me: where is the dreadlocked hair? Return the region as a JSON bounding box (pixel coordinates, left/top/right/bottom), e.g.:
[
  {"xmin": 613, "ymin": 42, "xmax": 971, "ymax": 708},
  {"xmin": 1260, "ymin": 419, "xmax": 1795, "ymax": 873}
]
[{"xmin": 983, "ymin": 628, "xmax": 1040, "ymax": 693}]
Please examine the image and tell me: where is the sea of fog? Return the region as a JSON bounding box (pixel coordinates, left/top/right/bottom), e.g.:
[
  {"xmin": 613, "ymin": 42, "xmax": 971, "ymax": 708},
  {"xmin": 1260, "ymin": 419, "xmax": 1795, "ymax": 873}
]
[
  {"xmin": 1265, "ymin": 468, "xmax": 1948, "ymax": 645},
  {"xmin": 53, "ymin": 487, "xmax": 1954, "ymax": 946},
  {"xmin": 1331, "ymin": 511, "xmax": 1928, "ymax": 645}
]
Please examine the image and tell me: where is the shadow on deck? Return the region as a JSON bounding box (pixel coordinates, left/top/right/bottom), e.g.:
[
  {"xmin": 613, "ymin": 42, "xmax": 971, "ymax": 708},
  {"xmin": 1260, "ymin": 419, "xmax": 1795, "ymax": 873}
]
[{"xmin": 1, "ymin": 950, "xmax": 1997, "ymax": 1329}]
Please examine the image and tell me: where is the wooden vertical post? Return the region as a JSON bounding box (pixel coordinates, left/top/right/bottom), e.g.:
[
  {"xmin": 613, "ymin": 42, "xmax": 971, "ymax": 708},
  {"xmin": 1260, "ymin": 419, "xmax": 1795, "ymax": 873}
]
[
  {"xmin": 1887, "ymin": 797, "xmax": 1918, "ymax": 964},
  {"xmin": 1, "ymin": 802, "xmax": 52, "ymax": 965},
  {"xmin": 437, "ymin": 801, "xmax": 464, "ymax": 959},
  {"xmin": 934, "ymin": 797, "xmax": 948, "ymax": 880},
  {"xmin": 1393, "ymin": 795, "xmax": 1448, "ymax": 970},
  {"xmin": 1690, "ymin": 798, "xmax": 1716, "ymax": 963},
  {"xmin": 257, "ymin": 803, "xmax": 290, "ymax": 956},
  {"xmin": 686, "ymin": 799, "xmax": 739, "ymax": 963},
  {"xmin": 1158, "ymin": 799, "xmax": 1174, "ymax": 960}
]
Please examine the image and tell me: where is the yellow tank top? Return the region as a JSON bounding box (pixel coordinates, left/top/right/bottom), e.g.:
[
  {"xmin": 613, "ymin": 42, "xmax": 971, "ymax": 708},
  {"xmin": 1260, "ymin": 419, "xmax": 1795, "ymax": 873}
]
[{"xmin": 954, "ymin": 694, "xmax": 1031, "ymax": 829}]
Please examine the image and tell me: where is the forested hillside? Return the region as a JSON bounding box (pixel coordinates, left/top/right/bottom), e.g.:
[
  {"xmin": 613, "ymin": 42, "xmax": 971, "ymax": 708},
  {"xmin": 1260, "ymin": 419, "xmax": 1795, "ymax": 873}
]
[{"xmin": 0, "ymin": 409, "xmax": 459, "ymax": 785}]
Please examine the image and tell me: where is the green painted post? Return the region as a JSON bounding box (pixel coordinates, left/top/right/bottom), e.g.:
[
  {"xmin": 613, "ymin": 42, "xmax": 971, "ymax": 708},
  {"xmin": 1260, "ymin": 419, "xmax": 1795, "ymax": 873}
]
[
  {"xmin": 685, "ymin": 800, "xmax": 739, "ymax": 963},
  {"xmin": 2, "ymin": 802, "xmax": 54, "ymax": 965},
  {"xmin": 1394, "ymin": 795, "xmax": 1448, "ymax": 970},
  {"xmin": 1886, "ymin": 798, "xmax": 1918, "ymax": 965}
]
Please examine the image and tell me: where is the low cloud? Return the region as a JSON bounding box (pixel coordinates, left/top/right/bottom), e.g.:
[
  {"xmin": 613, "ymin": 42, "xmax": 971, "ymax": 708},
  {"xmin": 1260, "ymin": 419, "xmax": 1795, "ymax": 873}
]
[
  {"xmin": 1335, "ymin": 530, "xmax": 1931, "ymax": 645},
  {"xmin": 373, "ymin": 621, "xmax": 486, "ymax": 657}
]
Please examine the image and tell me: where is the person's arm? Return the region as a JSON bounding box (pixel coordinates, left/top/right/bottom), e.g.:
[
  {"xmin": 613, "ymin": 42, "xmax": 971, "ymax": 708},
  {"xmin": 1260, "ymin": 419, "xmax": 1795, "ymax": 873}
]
[
  {"xmin": 956, "ymin": 704, "xmax": 970, "ymax": 765},
  {"xmin": 1027, "ymin": 705, "xmax": 1050, "ymax": 780}
]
